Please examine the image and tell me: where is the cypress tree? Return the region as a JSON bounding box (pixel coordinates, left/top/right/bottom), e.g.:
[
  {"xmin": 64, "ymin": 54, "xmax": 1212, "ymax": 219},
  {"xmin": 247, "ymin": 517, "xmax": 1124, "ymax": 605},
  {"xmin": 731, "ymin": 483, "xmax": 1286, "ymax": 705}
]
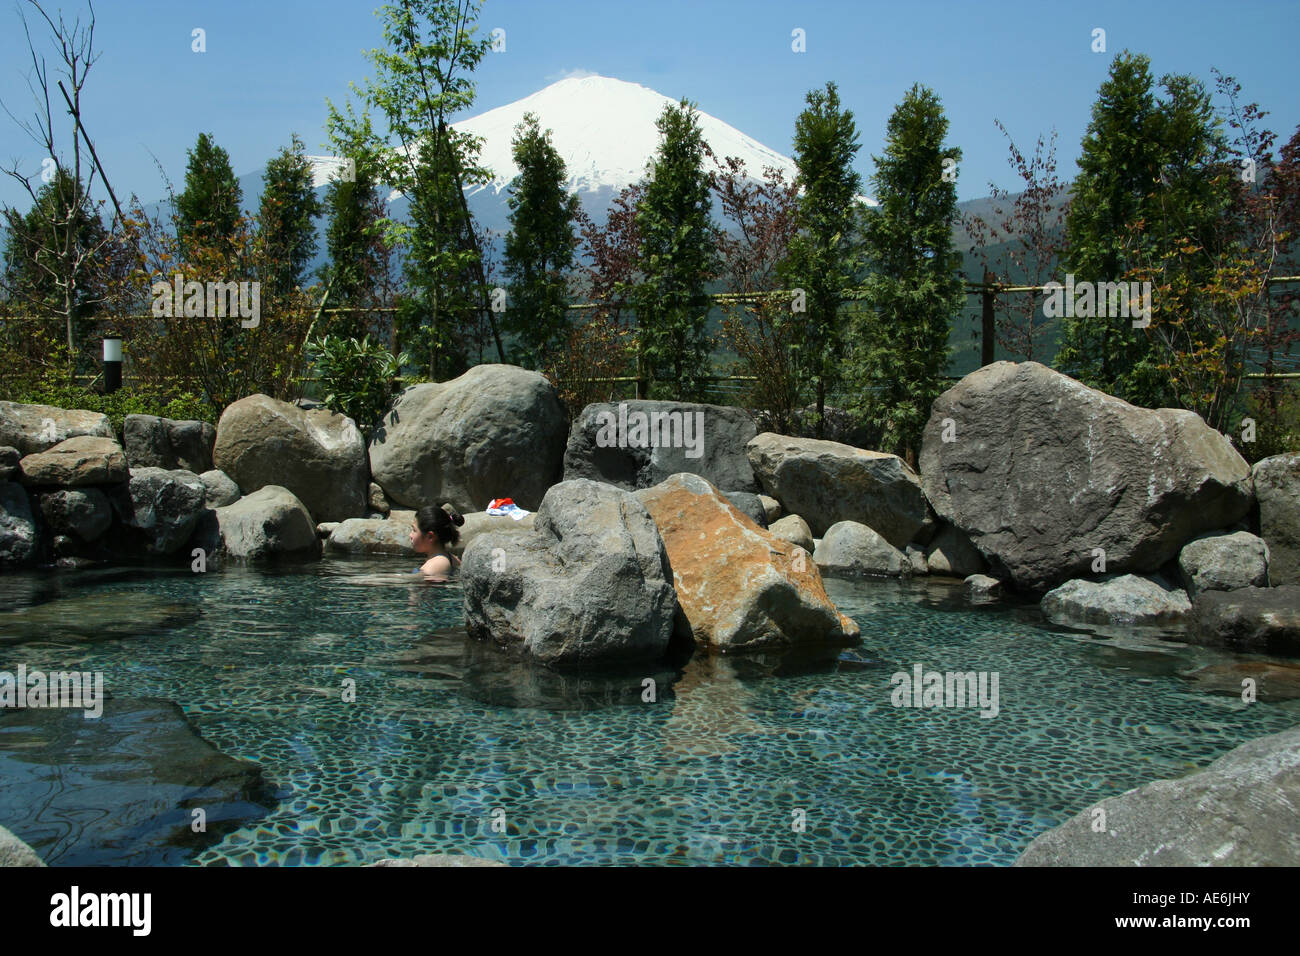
[
  {"xmin": 259, "ymin": 134, "xmax": 323, "ymax": 303},
  {"xmin": 176, "ymin": 132, "xmax": 243, "ymax": 259},
  {"xmin": 502, "ymin": 112, "xmax": 580, "ymax": 369},
  {"xmin": 631, "ymin": 99, "xmax": 718, "ymax": 400},
  {"xmin": 852, "ymin": 83, "xmax": 964, "ymax": 466},
  {"xmin": 779, "ymin": 81, "xmax": 865, "ymax": 437}
]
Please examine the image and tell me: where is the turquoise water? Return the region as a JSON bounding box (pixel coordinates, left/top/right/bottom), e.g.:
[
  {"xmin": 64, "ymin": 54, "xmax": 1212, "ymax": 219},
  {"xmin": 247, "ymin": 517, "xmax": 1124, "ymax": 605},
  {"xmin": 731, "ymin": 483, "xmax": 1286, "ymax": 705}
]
[{"xmin": 1, "ymin": 559, "xmax": 1296, "ymax": 866}]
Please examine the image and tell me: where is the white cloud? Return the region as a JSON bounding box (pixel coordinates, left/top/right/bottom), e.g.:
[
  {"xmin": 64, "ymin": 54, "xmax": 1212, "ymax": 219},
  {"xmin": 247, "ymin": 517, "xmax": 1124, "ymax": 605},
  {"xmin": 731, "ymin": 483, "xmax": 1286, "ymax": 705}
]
[{"xmin": 544, "ymin": 67, "xmax": 597, "ymax": 82}]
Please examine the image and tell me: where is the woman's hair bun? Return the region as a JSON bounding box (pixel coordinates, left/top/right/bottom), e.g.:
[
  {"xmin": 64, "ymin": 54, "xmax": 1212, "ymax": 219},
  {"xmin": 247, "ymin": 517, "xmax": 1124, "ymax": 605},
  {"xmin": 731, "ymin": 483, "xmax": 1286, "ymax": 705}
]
[{"xmin": 452, "ymin": 511, "xmax": 464, "ymax": 526}]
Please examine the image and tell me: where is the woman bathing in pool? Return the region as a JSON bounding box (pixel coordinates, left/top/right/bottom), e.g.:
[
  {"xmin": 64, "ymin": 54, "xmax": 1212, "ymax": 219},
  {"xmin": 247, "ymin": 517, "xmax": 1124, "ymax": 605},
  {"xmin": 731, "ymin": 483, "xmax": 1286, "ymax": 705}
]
[{"xmin": 409, "ymin": 505, "xmax": 464, "ymax": 581}]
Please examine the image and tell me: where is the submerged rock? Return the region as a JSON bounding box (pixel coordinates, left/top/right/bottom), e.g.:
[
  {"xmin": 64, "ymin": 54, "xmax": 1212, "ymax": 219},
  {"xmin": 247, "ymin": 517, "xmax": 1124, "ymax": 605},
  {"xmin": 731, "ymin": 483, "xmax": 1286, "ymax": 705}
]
[
  {"xmin": 0, "ymin": 590, "xmax": 200, "ymax": 646},
  {"xmin": 633, "ymin": 473, "xmax": 859, "ymax": 652},
  {"xmin": 920, "ymin": 362, "xmax": 1252, "ymax": 591},
  {"xmin": 461, "ymin": 479, "xmax": 678, "ymax": 669},
  {"xmin": 1188, "ymin": 585, "xmax": 1300, "ymax": 657},
  {"xmin": 746, "ymin": 433, "xmax": 929, "ymax": 544},
  {"xmin": 1016, "ymin": 726, "xmax": 1300, "ymax": 866},
  {"xmin": 368, "ymin": 854, "xmax": 507, "ymax": 867},
  {"xmin": 0, "ymin": 696, "xmax": 273, "ymax": 865}
]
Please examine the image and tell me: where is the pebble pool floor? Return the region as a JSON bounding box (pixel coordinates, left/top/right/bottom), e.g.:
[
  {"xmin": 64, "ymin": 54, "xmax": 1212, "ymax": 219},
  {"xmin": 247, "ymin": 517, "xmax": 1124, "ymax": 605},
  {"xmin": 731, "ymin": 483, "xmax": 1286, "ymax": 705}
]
[{"xmin": 5, "ymin": 558, "xmax": 1299, "ymax": 866}]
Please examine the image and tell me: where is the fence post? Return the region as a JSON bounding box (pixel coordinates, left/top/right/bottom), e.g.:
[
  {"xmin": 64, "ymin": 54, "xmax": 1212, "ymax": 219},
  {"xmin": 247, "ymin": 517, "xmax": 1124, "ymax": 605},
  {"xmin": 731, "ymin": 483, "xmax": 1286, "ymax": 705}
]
[{"xmin": 981, "ymin": 270, "xmax": 996, "ymax": 367}]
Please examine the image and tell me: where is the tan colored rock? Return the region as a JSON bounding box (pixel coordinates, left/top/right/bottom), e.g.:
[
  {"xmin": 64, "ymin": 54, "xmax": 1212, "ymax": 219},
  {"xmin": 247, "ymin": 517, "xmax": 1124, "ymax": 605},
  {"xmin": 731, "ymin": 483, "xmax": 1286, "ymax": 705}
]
[
  {"xmin": 768, "ymin": 514, "xmax": 814, "ymax": 553},
  {"xmin": 18, "ymin": 436, "xmax": 127, "ymax": 487},
  {"xmin": 634, "ymin": 473, "xmax": 859, "ymax": 651}
]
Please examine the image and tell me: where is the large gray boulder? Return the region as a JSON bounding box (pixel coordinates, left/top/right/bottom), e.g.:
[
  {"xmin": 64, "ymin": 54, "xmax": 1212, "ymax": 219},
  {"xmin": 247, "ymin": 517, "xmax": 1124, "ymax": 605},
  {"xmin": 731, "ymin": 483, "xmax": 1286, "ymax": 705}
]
[
  {"xmin": 0, "ymin": 482, "xmax": 38, "ymax": 570},
  {"xmin": 0, "ymin": 824, "xmax": 46, "ymax": 867},
  {"xmin": 461, "ymin": 479, "xmax": 677, "ymax": 669},
  {"xmin": 210, "ymin": 485, "xmax": 321, "ymax": 561},
  {"xmin": 563, "ymin": 400, "xmax": 759, "ymax": 494},
  {"xmin": 1016, "ymin": 726, "xmax": 1300, "ymax": 866},
  {"xmin": 38, "ymin": 488, "xmax": 112, "ymax": 543},
  {"xmin": 1041, "ymin": 574, "xmax": 1191, "ymax": 628},
  {"xmin": 0, "ymin": 401, "xmax": 113, "ymax": 455},
  {"xmin": 746, "ymin": 433, "xmax": 929, "ymax": 545},
  {"xmin": 109, "ymin": 468, "xmax": 208, "ymax": 555},
  {"xmin": 1188, "ymin": 586, "xmax": 1300, "ymax": 657},
  {"xmin": 920, "ymin": 362, "xmax": 1253, "ymax": 591},
  {"xmin": 1253, "ymin": 452, "xmax": 1300, "ymax": 585},
  {"xmin": 371, "ymin": 365, "xmax": 567, "ymax": 513},
  {"xmin": 213, "ymin": 394, "xmax": 367, "ymax": 523},
  {"xmin": 1178, "ymin": 530, "xmax": 1269, "ymax": 598},
  {"xmin": 813, "ymin": 521, "xmax": 908, "ymax": 577},
  {"xmin": 123, "ymin": 414, "xmax": 216, "ymax": 473},
  {"xmin": 18, "ymin": 436, "xmax": 128, "ymax": 487}
]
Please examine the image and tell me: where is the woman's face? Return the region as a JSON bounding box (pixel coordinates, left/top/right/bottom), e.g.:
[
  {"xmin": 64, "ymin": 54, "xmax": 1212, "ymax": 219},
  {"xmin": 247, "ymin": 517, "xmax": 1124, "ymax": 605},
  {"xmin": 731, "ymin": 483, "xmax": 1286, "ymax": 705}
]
[{"xmin": 410, "ymin": 522, "xmax": 437, "ymax": 553}]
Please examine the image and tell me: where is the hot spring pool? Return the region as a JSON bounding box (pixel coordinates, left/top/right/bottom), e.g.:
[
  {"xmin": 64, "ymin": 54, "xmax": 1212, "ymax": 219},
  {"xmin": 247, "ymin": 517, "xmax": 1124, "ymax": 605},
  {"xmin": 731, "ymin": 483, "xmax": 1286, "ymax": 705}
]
[{"xmin": 1, "ymin": 559, "xmax": 1296, "ymax": 866}]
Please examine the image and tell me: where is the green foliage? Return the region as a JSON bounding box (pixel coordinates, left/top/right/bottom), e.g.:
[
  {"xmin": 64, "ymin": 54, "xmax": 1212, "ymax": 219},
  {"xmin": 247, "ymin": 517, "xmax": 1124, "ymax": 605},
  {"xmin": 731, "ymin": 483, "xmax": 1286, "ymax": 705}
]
[
  {"xmin": 779, "ymin": 81, "xmax": 865, "ymax": 435},
  {"xmin": 259, "ymin": 134, "xmax": 323, "ymax": 303},
  {"xmin": 335, "ymin": 0, "xmax": 500, "ymax": 377},
  {"xmin": 1057, "ymin": 52, "xmax": 1233, "ymax": 408},
  {"xmin": 850, "ymin": 84, "xmax": 963, "ymax": 463},
  {"xmin": 321, "ymin": 103, "xmax": 389, "ymax": 339},
  {"xmin": 307, "ymin": 334, "xmax": 409, "ymax": 435},
  {"xmin": 176, "ymin": 133, "xmax": 243, "ymax": 259},
  {"xmin": 503, "ymin": 112, "xmax": 580, "ymax": 369},
  {"xmin": 0, "ymin": 327, "xmax": 215, "ymax": 434},
  {"xmin": 629, "ymin": 99, "xmax": 719, "ymax": 401}
]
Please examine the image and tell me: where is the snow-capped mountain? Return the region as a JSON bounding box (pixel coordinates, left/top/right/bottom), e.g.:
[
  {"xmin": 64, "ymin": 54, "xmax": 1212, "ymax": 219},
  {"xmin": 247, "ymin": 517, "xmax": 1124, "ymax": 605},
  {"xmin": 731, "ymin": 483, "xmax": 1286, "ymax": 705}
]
[
  {"xmin": 452, "ymin": 74, "xmax": 802, "ymax": 198},
  {"xmin": 233, "ymin": 74, "xmax": 876, "ymax": 273}
]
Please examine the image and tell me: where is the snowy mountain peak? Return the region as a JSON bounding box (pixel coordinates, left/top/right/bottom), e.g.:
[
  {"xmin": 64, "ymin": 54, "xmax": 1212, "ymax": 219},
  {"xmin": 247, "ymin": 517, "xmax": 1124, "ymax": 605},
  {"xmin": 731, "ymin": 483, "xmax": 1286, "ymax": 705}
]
[{"xmin": 451, "ymin": 73, "xmax": 804, "ymax": 198}]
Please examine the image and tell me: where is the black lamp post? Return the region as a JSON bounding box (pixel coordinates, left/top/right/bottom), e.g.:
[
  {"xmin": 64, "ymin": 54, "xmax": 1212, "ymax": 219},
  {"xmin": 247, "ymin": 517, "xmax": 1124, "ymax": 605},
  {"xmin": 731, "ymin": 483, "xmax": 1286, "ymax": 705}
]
[{"xmin": 103, "ymin": 334, "xmax": 122, "ymax": 393}]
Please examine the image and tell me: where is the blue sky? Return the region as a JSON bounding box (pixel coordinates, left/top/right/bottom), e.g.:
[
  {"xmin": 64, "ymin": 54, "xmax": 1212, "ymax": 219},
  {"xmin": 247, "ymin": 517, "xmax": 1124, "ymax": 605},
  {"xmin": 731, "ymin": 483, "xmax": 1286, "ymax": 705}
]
[{"xmin": 1, "ymin": 0, "xmax": 1297, "ymax": 211}]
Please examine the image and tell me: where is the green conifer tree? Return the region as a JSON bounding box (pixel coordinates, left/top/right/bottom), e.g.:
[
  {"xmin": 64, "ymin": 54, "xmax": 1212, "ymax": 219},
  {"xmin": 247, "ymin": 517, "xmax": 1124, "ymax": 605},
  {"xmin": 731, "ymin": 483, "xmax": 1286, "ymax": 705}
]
[
  {"xmin": 630, "ymin": 99, "xmax": 719, "ymax": 400},
  {"xmin": 502, "ymin": 112, "xmax": 580, "ymax": 369},
  {"xmin": 852, "ymin": 84, "xmax": 963, "ymax": 466}
]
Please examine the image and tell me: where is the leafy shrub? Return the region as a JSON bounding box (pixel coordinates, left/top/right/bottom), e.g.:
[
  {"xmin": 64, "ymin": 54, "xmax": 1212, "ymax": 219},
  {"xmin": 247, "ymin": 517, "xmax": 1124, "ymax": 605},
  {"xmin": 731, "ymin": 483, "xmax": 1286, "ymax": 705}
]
[{"xmin": 306, "ymin": 334, "xmax": 408, "ymax": 436}]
